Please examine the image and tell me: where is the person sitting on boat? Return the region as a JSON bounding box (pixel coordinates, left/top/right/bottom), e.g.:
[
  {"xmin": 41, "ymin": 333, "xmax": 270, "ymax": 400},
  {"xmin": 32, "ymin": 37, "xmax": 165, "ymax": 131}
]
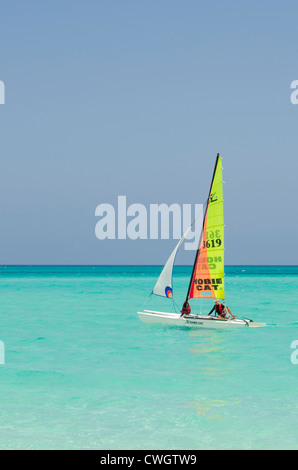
[
  {"xmin": 208, "ymin": 300, "xmax": 236, "ymax": 319},
  {"xmin": 181, "ymin": 301, "xmax": 191, "ymax": 316}
]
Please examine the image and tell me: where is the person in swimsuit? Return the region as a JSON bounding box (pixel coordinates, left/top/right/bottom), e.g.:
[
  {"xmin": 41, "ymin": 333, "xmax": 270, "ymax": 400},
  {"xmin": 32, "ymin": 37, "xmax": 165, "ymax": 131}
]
[
  {"xmin": 181, "ymin": 301, "xmax": 191, "ymax": 316},
  {"xmin": 208, "ymin": 300, "xmax": 236, "ymax": 319}
]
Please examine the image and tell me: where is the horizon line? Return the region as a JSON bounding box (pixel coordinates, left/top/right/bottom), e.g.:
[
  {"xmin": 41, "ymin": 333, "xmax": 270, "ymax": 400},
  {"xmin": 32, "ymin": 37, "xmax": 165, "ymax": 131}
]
[{"xmin": 1, "ymin": 264, "xmax": 298, "ymax": 267}]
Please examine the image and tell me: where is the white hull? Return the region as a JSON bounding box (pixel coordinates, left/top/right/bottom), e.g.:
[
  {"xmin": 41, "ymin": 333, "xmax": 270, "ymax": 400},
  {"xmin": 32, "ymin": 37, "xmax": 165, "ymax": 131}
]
[{"xmin": 138, "ymin": 310, "xmax": 266, "ymax": 329}]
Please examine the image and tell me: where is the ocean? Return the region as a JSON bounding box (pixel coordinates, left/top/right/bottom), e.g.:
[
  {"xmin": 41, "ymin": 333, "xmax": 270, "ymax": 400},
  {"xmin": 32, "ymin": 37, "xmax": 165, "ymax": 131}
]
[{"xmin": 0, "ymin": 265, "xmax": 298, "ymax": 450}]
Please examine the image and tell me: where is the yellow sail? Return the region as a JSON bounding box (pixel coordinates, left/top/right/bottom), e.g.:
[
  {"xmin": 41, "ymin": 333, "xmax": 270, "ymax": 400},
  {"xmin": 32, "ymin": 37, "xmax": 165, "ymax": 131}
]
[{"xmin": 188, "ymin": 155, "xmax": 225, "ymax": 300}]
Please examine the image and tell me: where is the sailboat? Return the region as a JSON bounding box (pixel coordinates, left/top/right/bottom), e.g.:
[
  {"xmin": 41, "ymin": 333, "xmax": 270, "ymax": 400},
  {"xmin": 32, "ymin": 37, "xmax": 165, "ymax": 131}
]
[{"xmin": 138, "ymin": 154, "xmax": 266, "ymax": 329}]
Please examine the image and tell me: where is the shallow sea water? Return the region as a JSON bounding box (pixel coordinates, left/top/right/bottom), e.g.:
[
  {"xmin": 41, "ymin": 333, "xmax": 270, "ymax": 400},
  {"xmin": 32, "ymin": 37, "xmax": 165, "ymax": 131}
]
[{"xmin": 0, "ymin": 265, "xmax": 298, "ymax": 450}]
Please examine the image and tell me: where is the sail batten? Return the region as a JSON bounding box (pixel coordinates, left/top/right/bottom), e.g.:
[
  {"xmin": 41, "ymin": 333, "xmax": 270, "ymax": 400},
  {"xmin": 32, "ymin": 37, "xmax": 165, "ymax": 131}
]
[{"xmin": 187, "ymin": 154, "xmax": 225, "ymax": 301}]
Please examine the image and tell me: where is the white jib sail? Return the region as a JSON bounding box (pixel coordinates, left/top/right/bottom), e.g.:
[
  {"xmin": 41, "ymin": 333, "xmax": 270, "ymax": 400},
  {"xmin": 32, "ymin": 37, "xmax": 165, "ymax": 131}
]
[{"xmin": 152, "ymin": 225, "xmax": 193, "ymax": 298}]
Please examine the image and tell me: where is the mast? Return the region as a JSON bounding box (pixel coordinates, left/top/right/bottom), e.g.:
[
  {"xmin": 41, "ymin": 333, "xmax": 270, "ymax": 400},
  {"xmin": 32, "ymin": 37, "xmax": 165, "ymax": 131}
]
[{"xmin": 184, "ymin": 153, "xmax": 221, "ymax": 303}]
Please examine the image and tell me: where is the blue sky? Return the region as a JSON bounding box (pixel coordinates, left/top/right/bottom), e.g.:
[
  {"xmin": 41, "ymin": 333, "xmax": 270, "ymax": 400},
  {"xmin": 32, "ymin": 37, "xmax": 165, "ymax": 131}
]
[{"xmin": 0, "ymin": 0, "xmax": 297, "ymax": 264}]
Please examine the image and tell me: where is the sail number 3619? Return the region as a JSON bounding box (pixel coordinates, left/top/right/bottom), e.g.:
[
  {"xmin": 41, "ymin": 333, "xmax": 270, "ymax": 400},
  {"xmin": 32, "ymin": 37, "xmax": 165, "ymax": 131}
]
[
  {"xmin": 203, "ymin": 230, "xmax": 222, "ymax": 249},
  {"xmin": 203, "ymin": 239, "xmax": 222, "ymax": 249}
]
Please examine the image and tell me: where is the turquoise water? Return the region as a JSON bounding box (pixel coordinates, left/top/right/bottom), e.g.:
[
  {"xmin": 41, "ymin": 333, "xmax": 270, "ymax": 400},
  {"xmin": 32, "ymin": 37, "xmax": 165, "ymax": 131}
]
[{"xmin": 0, "ymin": 265, "xmax": 298, "ymax": 450}]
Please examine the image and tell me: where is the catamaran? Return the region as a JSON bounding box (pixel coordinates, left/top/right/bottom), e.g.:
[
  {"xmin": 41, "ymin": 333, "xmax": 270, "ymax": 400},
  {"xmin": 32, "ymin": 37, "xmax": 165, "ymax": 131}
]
[{"xmin": 138, "ymin": 154, "xmax": 266, "ymax": 329}]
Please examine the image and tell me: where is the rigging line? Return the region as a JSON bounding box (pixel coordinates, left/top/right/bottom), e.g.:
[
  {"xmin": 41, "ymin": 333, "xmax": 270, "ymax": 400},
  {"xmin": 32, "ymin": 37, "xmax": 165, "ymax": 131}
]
[
  {"xmin": 139, "ymin": 291, "xmax": 153, "ymax": 311},
  {"xmin": 172, "ymin": 297, "xmax": 181, "ymax": 313},
  {"xmin": 185, "ymin": 154, "xmax": 220, "ymax": 303},
  {"xmin": 166, "ymin": 199, "xmax": 208, "ymax": 300},
  {"xmin": 151, "ymin": 191, "xmax": 209, "ymax": 301},
  {"xmin": 172, "ymin": 298, "xmax": 178, "ymax": 313},
  {"xmin": 188, "ymin": 199, "xmax": 208, "ymax": 229},
  {"xmin": 171, "ymin": 199, "xmax": 208, "ymax": 304}
]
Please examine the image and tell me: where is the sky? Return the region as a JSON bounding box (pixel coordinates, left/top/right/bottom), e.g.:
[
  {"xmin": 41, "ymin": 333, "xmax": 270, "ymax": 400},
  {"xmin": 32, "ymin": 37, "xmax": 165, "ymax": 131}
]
[{"xmin": 0, "ymin": 0, "xmax": 297, "ymax": 265}]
